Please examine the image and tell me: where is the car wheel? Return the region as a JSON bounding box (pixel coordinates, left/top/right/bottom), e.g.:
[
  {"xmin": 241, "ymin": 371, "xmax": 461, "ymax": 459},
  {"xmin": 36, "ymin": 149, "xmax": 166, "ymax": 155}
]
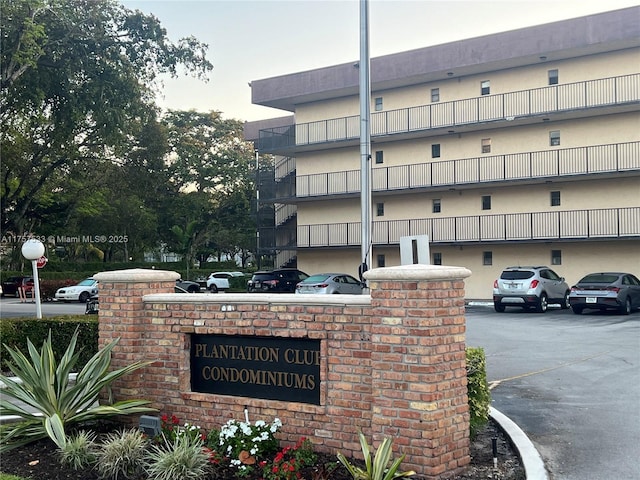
[
  {"xmin": 494, "ymin": 302, "xmax": 505, "ymax": 313},
  {"xmin": 619, "ymin": 297, "xmax": 632, "ymax": 315},
  {"xmin": 79, "ymin": 291, "xmax": 90, "ymax": 303},
  {"xmin": 209, "ymin": 284, "xmax": 218, "ymax": 293},
  {"xmin": 188, "ymin": 285, "xmax": 199, "ymax": 293},
  {"xmin": 561, "ymin": 291, "xmax": 570, "ymax": 309},
  {"xmin": 572, "ymin": 306, "xmax": 583, "ymax": 315},
  {"xmin": 535, "ymin": 293, "xmax": 548, "ymax": 313}
]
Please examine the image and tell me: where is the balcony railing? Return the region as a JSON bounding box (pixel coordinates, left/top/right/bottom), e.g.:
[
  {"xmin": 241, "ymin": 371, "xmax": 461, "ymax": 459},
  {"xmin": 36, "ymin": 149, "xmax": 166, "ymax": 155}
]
[
  {"xmin": 296, "ymin": 207, "xmax": 640, "ymax": 247},
  {"xmin": 258, "ymin": 73, "xmax": 640, "ymax": 151},
  {"xmin": 294, "ymin": 141, "xmax": 640, "ymax": 197}
]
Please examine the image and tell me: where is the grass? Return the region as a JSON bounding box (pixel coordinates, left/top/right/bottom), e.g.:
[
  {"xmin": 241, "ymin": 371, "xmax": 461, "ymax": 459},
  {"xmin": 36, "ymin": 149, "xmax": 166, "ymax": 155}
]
[{"xmin": 0, "ymin": 474, "xmax": 26, "ymax": 480}]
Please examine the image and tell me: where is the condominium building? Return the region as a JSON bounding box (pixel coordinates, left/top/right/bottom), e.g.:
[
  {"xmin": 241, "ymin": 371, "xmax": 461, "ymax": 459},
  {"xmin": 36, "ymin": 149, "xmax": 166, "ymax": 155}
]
[{"xmin": 246, "ymin": 7, "xmax": 640, "ymax": 299}]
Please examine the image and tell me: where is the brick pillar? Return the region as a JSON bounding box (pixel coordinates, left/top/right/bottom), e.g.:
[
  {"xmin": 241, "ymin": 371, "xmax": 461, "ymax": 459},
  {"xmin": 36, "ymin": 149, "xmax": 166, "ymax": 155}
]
[
  {"xmin": 365, "ymin": 264, "xmax": 472, "ymax": 479},
  {"xmin": 93, "ymin": 268, "xmax": 179, "ymax": 404}
]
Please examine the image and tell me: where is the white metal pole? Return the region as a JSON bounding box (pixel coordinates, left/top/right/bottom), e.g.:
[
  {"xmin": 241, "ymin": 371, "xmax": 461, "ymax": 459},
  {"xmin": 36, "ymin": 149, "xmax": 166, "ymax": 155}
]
[
  {"xmin": 359, "ymin": 0, "xmax": 372, "ymax": 275},
  {"xmin": 31, "ymin": 259, "xmax": 43, "ymax": 319}
]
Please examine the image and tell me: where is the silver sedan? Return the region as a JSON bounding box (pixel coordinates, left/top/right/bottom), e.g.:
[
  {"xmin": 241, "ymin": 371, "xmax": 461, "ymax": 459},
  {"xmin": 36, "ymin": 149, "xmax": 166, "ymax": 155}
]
[
  {"xmin": 295, "ymin": 273, "xmax": 364, "ymax": 295},
  {"xmin": 569, "ymin": 272, "xmax": 640, "ymax": 315}
]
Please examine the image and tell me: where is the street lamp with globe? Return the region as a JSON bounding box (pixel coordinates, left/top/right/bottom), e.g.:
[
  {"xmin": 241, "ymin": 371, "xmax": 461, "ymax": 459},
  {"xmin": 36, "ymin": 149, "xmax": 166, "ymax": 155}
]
[{"xmin": 21, "ymin": 239, "xmax": 45, "ymax": 319}]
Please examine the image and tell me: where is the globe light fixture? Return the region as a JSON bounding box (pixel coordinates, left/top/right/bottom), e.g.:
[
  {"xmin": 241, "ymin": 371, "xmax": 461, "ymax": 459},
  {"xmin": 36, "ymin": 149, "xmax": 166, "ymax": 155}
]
[{"xmin": 21, "ymin": 239, "xmax": 45, "ymax": 319}]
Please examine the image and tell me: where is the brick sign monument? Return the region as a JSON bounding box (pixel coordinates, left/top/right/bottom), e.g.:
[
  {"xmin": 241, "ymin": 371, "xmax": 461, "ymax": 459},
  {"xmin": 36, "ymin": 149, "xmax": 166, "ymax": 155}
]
[{"xmin": 94, "ymin": 264, "xmax": 472, "ymax": 478}]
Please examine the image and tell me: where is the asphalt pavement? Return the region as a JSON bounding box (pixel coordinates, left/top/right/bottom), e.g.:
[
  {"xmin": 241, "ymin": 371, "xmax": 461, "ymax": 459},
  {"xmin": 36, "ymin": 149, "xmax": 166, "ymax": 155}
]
[{"xmin": 465, "ymin": 304, "xmax": 640, "ymax": 480}]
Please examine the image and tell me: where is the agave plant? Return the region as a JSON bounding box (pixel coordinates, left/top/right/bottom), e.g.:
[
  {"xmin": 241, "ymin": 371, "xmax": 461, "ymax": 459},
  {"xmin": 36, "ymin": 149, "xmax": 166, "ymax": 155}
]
[
  {"xmin": 337, "ymin": 431, "xmax": 415, "ymax": 480},
  {"xmin": 0, "ymin": 329, "xmax": 155, "ymax": 452}
]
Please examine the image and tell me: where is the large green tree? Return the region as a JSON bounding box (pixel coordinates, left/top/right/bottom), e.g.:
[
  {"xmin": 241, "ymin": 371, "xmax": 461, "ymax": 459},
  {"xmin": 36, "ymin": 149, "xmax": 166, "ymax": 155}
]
[
  {"xmin": 160, "ymin": 110, "xmax": 257, "ymax": 267},
  {"xmin": 0, "ymin": 0, "xmax": 212, "ymax": 265}
]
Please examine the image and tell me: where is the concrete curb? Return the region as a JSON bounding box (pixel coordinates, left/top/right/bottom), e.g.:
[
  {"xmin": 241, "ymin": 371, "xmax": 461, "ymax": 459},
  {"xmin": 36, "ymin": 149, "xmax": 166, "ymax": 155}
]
[{"xmin": 490, "ymin": 406, "xmax": 549, "ymax": 480}]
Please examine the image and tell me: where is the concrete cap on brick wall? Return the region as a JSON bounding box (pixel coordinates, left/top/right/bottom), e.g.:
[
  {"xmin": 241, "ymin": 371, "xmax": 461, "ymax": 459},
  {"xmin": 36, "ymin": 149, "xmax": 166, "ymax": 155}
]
[
  {"xmin": 93, "ymin": 268, "xmax": 180, "ymax": 282},
  {"xmin": 364, "ymin": 264, "xmax": 472, "ymax": 281}
]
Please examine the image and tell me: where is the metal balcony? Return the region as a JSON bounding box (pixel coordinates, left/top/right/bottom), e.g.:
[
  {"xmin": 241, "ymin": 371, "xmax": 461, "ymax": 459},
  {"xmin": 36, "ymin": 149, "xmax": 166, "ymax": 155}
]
[
  {"xmin": 258, "ymin": 73, "xmax": 640, "ymax": 153},
  {"xmin": 296, "ymin": 207, "xmax": 640, "ymax": 247},
  {"xmin": 293, "ymin": 141, "xmax": 640, "ymax": 198}
]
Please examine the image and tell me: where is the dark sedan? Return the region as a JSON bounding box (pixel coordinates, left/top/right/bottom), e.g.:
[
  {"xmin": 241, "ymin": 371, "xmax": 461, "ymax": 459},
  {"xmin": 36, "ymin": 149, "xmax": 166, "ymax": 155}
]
[
  {"xmin": 569, "ymin": 272, "xmax": 640, "ymax": 315},
  {"xmin": 176, "ymin": 279, "xmax": 201, "ymax": 293},
  {"xmin": 1, "ymin": 276, "xmax": 34, "ymax": 297}
]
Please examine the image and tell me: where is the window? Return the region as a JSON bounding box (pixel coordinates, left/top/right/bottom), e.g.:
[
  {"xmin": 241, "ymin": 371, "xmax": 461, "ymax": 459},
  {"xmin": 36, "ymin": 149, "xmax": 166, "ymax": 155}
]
[
  {"xmin": 481, "ymin": 80, "xmax": 490, "ymax": 95},
  {"xmin": 431, "ymin": 88, "xmax": 440, "ymax": 102},
  {"xmin": 375, "ymin": 150, "xmax": 384, "ymax": 164},
  {"xmin": 433, "ymin": 252, "xmax": 442, "ymax": 265},
  {"xmin": 376, "ymin": 202, "xmax": 384, "ymax": 216},
  {"xmin": 431, "ymin": 144, "xmax": 441, "ymax": 158},
  {"xmin": 482, "ymin": 195, "xmax": 492, "ymax": 210},
  {"xmin": 550, "ymin": 130, "xmax": 560, "ymax": 146},
  {"xmin": 374, "ymin": 97, "xmax": 383, "ymax": 111},
  {"xmin": 481, "ymin": 138, "xmax": 491, "ymax": 154},
  {"xmin": 548, "ymin": 69, "xmax": 558, "ymax": 85},
  {"xmin": 551, "ymin": 250, "xmax": 562, "ymax": 265},
  {"xmin": 550, "ymin": 191, "xmax": 561, "ymax": 206},
  {"xmin": 483, "ymin": 251, "xmax": 493, "ymax": 265},
  {"xmin": 432, "ymin": 198, "xmax": 441, "ymax": 213},
  {"xmin": 377, "ymin": 254, "xmax": 386, "ymax": 267}
]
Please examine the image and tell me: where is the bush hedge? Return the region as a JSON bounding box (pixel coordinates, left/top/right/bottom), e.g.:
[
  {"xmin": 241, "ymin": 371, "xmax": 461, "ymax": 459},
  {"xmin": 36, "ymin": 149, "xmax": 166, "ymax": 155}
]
[
  {"xmin": 466, "ymin": 347, "xmax": 491, "ymax": 437},
  {"xmin": 0, "ymin": 316, "xmax": 98, "ymax": 374}
]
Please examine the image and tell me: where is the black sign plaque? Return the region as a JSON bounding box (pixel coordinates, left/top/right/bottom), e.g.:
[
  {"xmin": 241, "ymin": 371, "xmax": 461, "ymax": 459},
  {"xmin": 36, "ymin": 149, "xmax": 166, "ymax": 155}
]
[{"xmin": 191, "ymin": 334, "xmax": 321, "ymax": 405}]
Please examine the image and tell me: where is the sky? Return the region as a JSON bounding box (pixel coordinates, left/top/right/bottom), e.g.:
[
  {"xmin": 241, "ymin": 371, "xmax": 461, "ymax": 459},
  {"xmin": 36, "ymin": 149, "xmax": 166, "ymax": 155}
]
[{"xmin": 121, "ymin": 0, "xmax": 640, "ymax": 122}]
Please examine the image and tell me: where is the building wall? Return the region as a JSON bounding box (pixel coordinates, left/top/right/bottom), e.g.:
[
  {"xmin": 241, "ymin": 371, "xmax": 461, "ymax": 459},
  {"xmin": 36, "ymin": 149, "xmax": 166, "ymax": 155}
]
[
  {"xmin": 298, "ymin": 240, "xmax": 640, "ymax": 300},
  {"xmin": 294, "ymin": 49, "xmax": 640, "ymax": 124},
  {"xmin": 251, "ymin": 10, "xmax": 639, "ymax": 301}
]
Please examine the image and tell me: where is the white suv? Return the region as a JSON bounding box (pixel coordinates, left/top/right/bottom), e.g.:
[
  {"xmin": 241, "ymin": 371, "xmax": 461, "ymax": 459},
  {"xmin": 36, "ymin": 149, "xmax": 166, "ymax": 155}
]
[
  {"xmin": 493, "ymin": 266, "xmax": 570, "ymax": 313},
  {"xmin": 206, "ymin": 271, "xmax": 243, "ymax": 293}
]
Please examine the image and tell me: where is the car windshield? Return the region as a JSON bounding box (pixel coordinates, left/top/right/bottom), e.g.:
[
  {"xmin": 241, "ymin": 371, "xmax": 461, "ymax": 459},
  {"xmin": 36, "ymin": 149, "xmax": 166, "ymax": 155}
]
[
  {"xmin": 578, "ymin": 274, "xmax": 620, "ymax": 284},
  {"xmin": 77, "ymin": 279, "xmax": 95, "ymax": 286},
  {"xmin": 500, "ymin": 271, "xmax": 534, "ymax": 280},
  {"xmin": 301, "ymin": 274, "xmax": 332, "ymax": 284}
]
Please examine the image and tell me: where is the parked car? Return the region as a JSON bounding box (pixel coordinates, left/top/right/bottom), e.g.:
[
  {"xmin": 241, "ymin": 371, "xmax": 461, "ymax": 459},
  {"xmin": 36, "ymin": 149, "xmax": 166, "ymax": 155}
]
[
  {"xmin": 176, "ymin": 279, "xmax": 201, "ymax": 293},
  {"xmin": 569, "ymin": 272, "xmax": 640, "ymax": 315},
  {"xmin": 295, "ymin": 273, "xmax": 365, "ymax": 295},
  {"xmin": 55, "ymin": 277, "xmax": 98, "ymax": 303},
  {"xmin": 1, "ymin": 276, "xmax": 34, "ymax": 297},
  {"xmin": 493, "ymin": 266, "xmax": 570, "ymax": 313},
  {"xmin": 86, "ymin": 285, "xmax": 189, "ymax": 314},
  {"xmin": 206, "ymin": 271, "xmax": 243, "ymax": 293},
  {"xmin": 247, "ymin": 269, "xmax": 309, "ymax": 293}
]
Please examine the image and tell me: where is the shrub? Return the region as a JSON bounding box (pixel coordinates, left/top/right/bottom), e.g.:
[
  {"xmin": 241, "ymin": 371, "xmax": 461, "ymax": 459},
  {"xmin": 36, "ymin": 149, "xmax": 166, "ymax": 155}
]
[
  {"xmin": 58, "ymin": 430, "xmax": 97, "ymax": 470},
  {"xmin": 466, "ymin": 347, "xmax": 491, "ymax": 438},
  {"xmin": 0, "ymin": 329, "xmax": 154, "ymax": 451},
  {"xmin": 207, "ymin": 417, "xmax": 282, "ymax": 464},
  {"xmin": 145, "ymin": 432, "xmax": 211, "ymax": 480},
  {"xmin": 259, "ymin": 437, "xmax": 317, "ymax": 480},
  {"xmin": 337, "ymin": 431, "xmax": 415, "ymax": 480},
  {"xmin": 0, "ymin": 317, "xmax": 98, "ymax": 374},
  {"xmin": 95, "ymin": 428, "xmax": 148, "ymax": 479}
]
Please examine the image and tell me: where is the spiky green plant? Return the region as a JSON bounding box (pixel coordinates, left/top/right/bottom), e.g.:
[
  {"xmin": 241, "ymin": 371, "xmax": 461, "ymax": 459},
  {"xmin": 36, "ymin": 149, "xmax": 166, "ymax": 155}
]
[
  {"xmin": 145, "ymin": 432, "xmax": 210, "ymax": 480},
  {"xmin": 95, "ymin": 428, "xmax": 148, "ymax": 480},
  {"xmin": 59, "ymin": 430, "xmax": 97, "ymax": 470},
  {"xmin": 0, "ymin": 329, "xmax": 155, "ymax": 452},
  {"xmin": 336, "ymin": 431, "xmax": 415, "ymax": 480}
]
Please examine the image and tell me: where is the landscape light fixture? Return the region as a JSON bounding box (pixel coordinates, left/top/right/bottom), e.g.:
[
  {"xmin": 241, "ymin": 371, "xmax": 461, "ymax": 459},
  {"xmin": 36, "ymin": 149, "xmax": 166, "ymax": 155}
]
[{"xmin": 21, "ymin": 238, "xmax": 45, "ymax": 319}]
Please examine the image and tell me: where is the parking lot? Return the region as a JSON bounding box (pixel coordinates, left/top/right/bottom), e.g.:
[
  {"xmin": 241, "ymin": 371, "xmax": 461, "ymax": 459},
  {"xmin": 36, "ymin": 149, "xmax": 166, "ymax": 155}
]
[{"xmin": 466, "ymin": 305, "xmax": 640, "ymax": 480}]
